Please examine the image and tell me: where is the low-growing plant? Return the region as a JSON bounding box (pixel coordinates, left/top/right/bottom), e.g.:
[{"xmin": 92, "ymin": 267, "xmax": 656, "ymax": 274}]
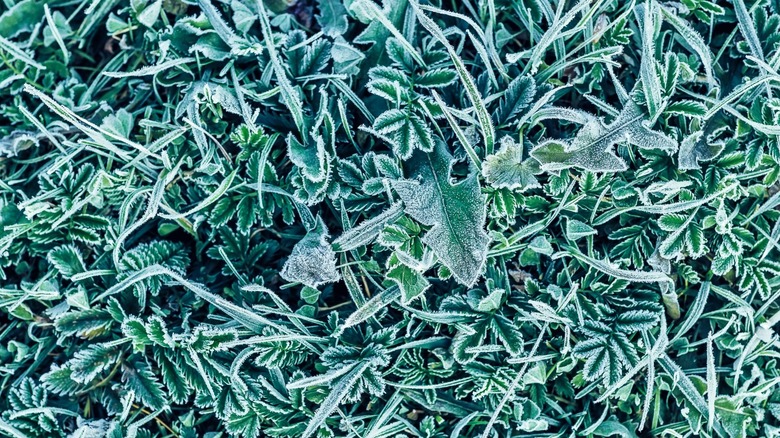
[{"xmin": 0, "ymin": 0, "xmax": 779, "ymax": 436}]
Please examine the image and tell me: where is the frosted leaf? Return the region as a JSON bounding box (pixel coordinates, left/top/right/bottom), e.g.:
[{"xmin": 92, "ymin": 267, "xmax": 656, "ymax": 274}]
[
  {"xmin": 392, "ymin": 139, "xmax": 490, "ymax": 287},
  {"xmin": 639, "ymin": 180, "xmax": 692, "ymax": 204},
  {"xmin": 370, "ymin": 108, "xmax": 434, "ymax": 159},
  {"xmin": 386, "ymin": 262, "xmax": 430, "ymax": 304},
  {"xmin": 566, "ymin": 219, "xmax": 596, "ymax": 241},
  {"xmin": 531, "ymin": 99, "xmax": 677, "ymax": 172},
  {"xmin": 0, "ymin": 130, "xmax": 40, "ymax": 157},
  {"xmin": 557, "ymin": 245, "xmax": 673, "ymax": 286},
  {"xmin": 332, "ymin": 203, "xmax": 404, "ymax": 251},
  {"xmin": 280, "ymin": 217, "xmax": 340, "ymax": 288},
  {"xmin": 648, "ymin": 240, "xmax": 671, "ymax": 274},
  {"xmin": 658, "ymin": 4, "xmax": 717, "ymax": 90},
  {"xmin": 638, "ymin": 2, "xmax": 663, "ymax": 121},
  {"xmin": 316, "ymin": 0, "xmax": 348, "ymax": 37},
  {"xmin": 495, "ymin": 75, "xmax": 536, "ymax": 126},
  {"xmin": 481, "ymin": 136, "xmax": 541, "ymax": 191},
  {"xmin": 677, "ymin": 130, "xmax": 724, "ymax": 170},
  {"xmin": 70, "ymin": 418, "xmax": 112, "ymax": 438},
  {"xmin": 288, "ymin": 133, "xmax": 328, "ymax": 183}
]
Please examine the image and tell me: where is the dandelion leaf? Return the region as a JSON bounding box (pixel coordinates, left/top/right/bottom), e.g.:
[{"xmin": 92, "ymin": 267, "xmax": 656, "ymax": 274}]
[
  {"xmin": 678, "ymin": 130, "xmax": 724, "ymax": 170},
  {"xmin": 392, "ymin": 139, "xmax": 489, "ymax": 287},
  {"xmin": 531, "ymin": 99, "xmax": 677, "ymax": 172}
]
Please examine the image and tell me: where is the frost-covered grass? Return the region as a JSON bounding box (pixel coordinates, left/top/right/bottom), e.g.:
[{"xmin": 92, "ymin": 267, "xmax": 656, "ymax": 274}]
[{"xmin": 1, "ymin": 0, "xmax": 780, "ymax": 436}]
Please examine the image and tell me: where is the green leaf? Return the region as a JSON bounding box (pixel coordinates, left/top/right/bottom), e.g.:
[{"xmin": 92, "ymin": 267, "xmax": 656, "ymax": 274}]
[
  {"xmin": 531, "ymin": 99, "xmax": 677, "ymax": 172},
  {"xmin": 658, "ymin": 4, "xmax": 717, "ymax": 89},
  {"xmin": 154, "ymin": 350, "xmax": 190, "ymax": 404},
  {"xmin": 316, "ymin": 0, "xmax": 348, "ymax": 36},
  {"xmin": 482, "ymin": 136, "xmax": 540, "ymax": 192},
  {"xmin": 123, "ymin": 361, "xmax": 167, "ymax": 410},
  {"xmin": 733, "ymin": 0, "xmax": 764, "ymax": 61},
  {"xmin": 55, "ymin": 309, "xmax": 114, "ymax": 339},
  {"xmin": 637, "ymin": 1, "xmax": 664, "ymax": 120},
  {"xmin": 300, "ymin": 362, "xmax": 371, "ymax": 438},
  {"xmin": 495, "ymin": 75, "xmax": 536, "ymax": 127},
  {"xmin": 372, "ymin": 109, "xmax": 434, "ymax": 159},
  {"xmin": 716, "ymin": 396, "xmax": 752, "ymax": 438},
  {"xmin": 477, "ymin": 289, "xmax": 504, "ymax": 313},
  {"xmin": 288, "ymin": 133, "xmax": 329, "ymax": 183},
  {"xmin": 573, "ymin": 330, "xmax": 636, "ymax": 386},
  {"xmin": 491, "ymin": 314, "xmax": 523, "ymax": 356},
  {"xmin": 414, "ymin": 68, "xmax": 457, "ymax": 88},
  {"xmin": 48, "ymin": 245, "xmax": 86, "ymax": 279},
  {"xmin": 678, "ymin": 130, "xmax": 724, "ymax": 170},
  {"xmin": 123, "ymin": 317, "xmax": 151, "ymax": 351},
  {"xmin": 386, "ymin": 262, "xmax": 430, "ymax": 304},
  {"xmin": 566, "ymin": 219, "xmax": 596, "ymax": 241},
  {"xmin": 665, "ymin": 100, "xmax": 707, "ymax": 117},
  {"xmin": 0, "ymin": 0, "xmax": 44, "ymax": 38},
  {"xmin": 411, "ymin": 0, "xmax": 495, "ymax": 154},
  {"xmin": 137, "ymin": 0, "xmax": 162, "ymax": 27},
  {"xmin": 301, "ymin": 286, "xmax": 321, "ymax": 304},
  {"xmin": 392, "ymin": 140, "xmax": 490, "ymax": 287}
]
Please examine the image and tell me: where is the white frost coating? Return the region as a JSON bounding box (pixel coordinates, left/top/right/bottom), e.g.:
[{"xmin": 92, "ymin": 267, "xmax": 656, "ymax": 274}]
[
  {"xmin": 287, "ymin": 133, "xmax": 329, "ymax": 183},
  {"xmin": 658, "ymin": 4, "xmax": 717, "ymax": 90},
  {"xmin": 103, "ymin": 57, "xmax": 194, "ymax": 78},
  {"xmin": 481, "ymin": 136, "xmax": 541, "ymax": 191},
  {"xmin": 639, "ymin": 180, "xmax": 692, "ymax": 205},
  {"xmin": 392, "ymin": 140, "xmax": 490, "ymax": 287},
  {"xmin": 555, "ymin": 245, "xmax": 673, "ymax": 286},
  {"xmin": 678, "ymin": 130, "xmax": 724, "ymax": 170},
  {"xmin": 332, "ymin": 202, "xmax": 405, "ymax": 251},
  {"xmin": 280, "ymin": 216, "xmax": 340, "ymax": 288},
  {"xmin": 531, "ymin": 99, "xmax": 678, "ymax": 172},
  {"xmin": 0, "ymin": 130, "xmax": 41, "ymax": 157}
]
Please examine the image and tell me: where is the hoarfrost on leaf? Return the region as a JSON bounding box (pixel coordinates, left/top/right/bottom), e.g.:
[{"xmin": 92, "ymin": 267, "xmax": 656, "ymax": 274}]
[
  {"xmin": 531, "ymin": 98, "xmax": 677, "ymax": 172},
  {"xmin": 482, "ymin": 136, "xmax": 541, "ymax": 191},
  {"xmin": 392, "ymin": 139, "xmax": 490, "ymax": 287},
  {"xmin": 280, "ymin": 216, "xmax": 340, "ymax": 288},
  {"xmin": 677, "ymin": 130, "xmax": 724, "ymax": 170}
]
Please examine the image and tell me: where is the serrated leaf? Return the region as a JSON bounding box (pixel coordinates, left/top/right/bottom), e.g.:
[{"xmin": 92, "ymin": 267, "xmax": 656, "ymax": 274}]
[
  {"xmin": 372, "ymin": 109, "xmax": 434, "ymax": 159},
  {"xmin": 495, "ymin": 75, "xmax": 536, "ymax": 127},
  {"xmin": 531, "ymin": 99, "xmax": 677, "ymax": 172},
  {"xmin": 55, "ymin": 309, "xmax": 113, "ymax": 339},
  {"xmin": 491, "ymin": 315, "xmax": 522, "ymax": 356},
  {"xmin": 392, "ymin": 140, "xmax": 490, "ymax": 287},
  {"xmin": 155, "ymin": 350, "xmax": 190, "ymax": 404},
  {"xmin": 123, "ymin": 361, "xmax": 167, "ymax": 411},
  {"xmin": 47, "ymin": 245, "xmax": 86, "ymax": 279},
  {"xmin": 386, "ymin": 262, "xmax": 430, "ymax": 304},
  {"xmin": 678, "ymin": 130, "xmax": 724, "ymax": 170},
  {"xmin": 666, "ymin": 100, "xmax": 707, "ymax": 117},
  {"xmin": 123, "ymin": 317, "xmax": 151, "ymax": 351},
  {"xmin": 481, "ymin": 136, "xmax": 540, "ymax": 192},
  {"xmin": 414, "ymin": 68, "xmax": 457, "ymax": 88}
]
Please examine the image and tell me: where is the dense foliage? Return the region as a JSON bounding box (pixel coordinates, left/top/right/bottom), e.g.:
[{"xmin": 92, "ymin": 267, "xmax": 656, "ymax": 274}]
[{"xmin": 1, "ymin": 0, "xmax": 780, "ymax": 436}]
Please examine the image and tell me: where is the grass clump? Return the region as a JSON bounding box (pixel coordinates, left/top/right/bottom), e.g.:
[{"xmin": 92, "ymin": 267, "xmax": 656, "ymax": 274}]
[{"xmin": 1, "ymin": 0, "xmax": 780, "ymax": 436}]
